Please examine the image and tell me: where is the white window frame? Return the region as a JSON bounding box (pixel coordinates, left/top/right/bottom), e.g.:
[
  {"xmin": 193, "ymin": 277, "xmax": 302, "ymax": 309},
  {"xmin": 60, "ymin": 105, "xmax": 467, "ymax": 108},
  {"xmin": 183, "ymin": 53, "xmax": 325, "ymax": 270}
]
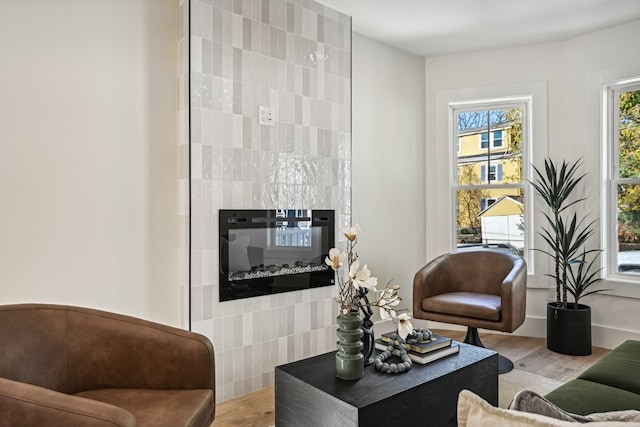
[
  {"xmin": 450, "ymin": 97, "xmax": 532, "ymax": 269},
  {"xmin": 603, "ymin": 77, "xmax": 640, "ymax": 282},
  {"xmin": 430, "ymin": 81, "xmax": 546, "ymax": 279}
]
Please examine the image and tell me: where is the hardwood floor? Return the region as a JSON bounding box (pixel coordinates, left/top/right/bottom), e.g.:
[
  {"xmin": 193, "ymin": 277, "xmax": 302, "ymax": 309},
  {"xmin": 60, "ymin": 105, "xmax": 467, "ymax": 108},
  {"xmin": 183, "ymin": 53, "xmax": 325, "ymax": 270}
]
[
  {"xmin": 212, "ymin": 387, "xmax": 275, "ymax": 427},
  {"xmin": 211, "ymin": 330, "xmax": 610, "ymax": 427}
]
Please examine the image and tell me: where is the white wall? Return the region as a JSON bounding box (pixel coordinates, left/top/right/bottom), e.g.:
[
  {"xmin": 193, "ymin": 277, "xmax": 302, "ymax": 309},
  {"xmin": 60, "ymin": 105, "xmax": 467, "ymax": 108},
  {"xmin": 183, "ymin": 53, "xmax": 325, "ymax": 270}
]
[
  {"xmin": 0, "ymin": 0, "xmax": 180, "ymax": 326},
  {"xmin": 423, "ymin": 21, "xmax": 640, "ymax": 348},
  {"xmin": 352, "ymin": 34, "xmax": 426, "ymax": 314}
]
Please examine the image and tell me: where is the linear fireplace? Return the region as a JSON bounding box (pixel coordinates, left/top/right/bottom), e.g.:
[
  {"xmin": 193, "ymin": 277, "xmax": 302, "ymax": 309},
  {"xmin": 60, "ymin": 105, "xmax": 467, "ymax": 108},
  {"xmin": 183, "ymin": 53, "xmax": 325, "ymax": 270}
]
[{"xmin": 219, "ymin": 209, "xmax": 335, "ymax": 302}]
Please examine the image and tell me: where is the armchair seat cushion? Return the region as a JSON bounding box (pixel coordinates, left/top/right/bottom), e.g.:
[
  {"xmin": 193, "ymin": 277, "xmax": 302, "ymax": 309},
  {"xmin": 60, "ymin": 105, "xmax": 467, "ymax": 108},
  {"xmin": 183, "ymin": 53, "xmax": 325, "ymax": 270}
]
[
  {"xmin": 422, "ymin": 292, "xmax": 501, "ymax": 321},
  {"xmin": 0, "ymin": 377, "xmax": 136, "ymax": 427},
  {"xmin": 75, "ymin": 389, "xmax": 214, "ymax": 427}
]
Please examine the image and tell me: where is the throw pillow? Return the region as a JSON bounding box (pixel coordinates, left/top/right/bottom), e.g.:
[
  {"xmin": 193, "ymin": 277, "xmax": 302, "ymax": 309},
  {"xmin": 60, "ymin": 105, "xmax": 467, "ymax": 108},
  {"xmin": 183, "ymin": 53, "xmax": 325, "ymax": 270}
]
[
  {"xmin": 457, "ymin": 390, "xmax": 640, "ymax": 427},
  {"xmin": 589, "ymin": 410, "xmax": 640, "ymax": 422}
]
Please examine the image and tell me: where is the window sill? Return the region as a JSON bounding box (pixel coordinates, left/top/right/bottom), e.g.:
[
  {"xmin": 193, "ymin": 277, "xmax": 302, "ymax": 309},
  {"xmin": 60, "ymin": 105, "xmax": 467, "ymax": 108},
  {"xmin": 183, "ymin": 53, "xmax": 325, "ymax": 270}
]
[{"xmin": 600, "ymin": 277, "xmax": 640, "ymax": 300}]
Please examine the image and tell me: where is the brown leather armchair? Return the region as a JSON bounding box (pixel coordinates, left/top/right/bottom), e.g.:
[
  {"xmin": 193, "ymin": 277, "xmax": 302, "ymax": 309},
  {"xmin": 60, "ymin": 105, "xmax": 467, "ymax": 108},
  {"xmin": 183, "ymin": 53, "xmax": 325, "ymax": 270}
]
[
  {"xmin": 413, "ymin": 250, "xmax": 527, "ymax": 373},
  {"xmin": 0, "ymin": 304, "xmax": 215, "ymax": 427}
]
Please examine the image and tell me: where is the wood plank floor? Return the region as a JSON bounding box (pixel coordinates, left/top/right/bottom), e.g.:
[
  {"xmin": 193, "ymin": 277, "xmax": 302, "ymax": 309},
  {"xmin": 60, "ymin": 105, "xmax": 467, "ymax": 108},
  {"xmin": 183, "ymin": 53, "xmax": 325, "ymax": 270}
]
[{"xmin": 211, "ymin": 330, "xmax": 610, "ymax": 427}]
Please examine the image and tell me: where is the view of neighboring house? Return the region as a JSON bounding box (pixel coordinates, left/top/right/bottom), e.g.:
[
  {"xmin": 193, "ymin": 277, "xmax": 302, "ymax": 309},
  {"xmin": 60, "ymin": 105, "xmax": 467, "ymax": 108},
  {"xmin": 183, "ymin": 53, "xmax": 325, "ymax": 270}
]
[
  {"xmin": 455, "ymin": 114, "xmax": 524, "ymax": 251},
  {"xmin": 478, "ymin": 195, "xmax": 524, "ymax": 250}
]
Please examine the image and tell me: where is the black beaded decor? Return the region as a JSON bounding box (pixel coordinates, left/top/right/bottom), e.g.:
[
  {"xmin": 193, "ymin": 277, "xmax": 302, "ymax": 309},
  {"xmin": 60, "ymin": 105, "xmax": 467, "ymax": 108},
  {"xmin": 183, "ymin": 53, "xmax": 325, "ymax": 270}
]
[
  {"xmin": 374, "ymin": 337, "xmax": 412, "ymax": 374},
  {"xmin": 373, "ymin": 328, "xmax": 433, "ymax": 374}
]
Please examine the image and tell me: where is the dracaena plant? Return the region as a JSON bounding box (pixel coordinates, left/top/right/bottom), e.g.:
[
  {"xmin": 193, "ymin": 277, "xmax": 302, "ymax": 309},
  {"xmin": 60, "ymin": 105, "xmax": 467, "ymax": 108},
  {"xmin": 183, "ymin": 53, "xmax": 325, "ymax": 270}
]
[
  {"xmin": 530, "ymin": 158, "xmax": 608, "ymax": 309},
  {"xmin": 566, "ymin": 248, "xmax": 609, "ymax": 303}
]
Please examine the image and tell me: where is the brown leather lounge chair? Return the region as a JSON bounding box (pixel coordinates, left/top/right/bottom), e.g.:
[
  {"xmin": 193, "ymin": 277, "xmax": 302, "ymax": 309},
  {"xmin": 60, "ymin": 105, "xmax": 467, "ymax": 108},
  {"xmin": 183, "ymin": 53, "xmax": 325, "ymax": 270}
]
[
  {"xmin": 413, "ymin": 250, "xmax": 527, "ymax": 373},
  {"xmin": 0, "ymin": 304, "xmax": 215, "ymax": 427}
]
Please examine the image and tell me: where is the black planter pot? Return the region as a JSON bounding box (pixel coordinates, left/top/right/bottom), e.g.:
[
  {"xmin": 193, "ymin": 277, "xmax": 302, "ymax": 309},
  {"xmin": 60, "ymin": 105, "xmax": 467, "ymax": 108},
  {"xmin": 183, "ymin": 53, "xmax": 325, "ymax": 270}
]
[{"xmin": 546, "ymin": 302, "xmax": 592, "ymax": 356}]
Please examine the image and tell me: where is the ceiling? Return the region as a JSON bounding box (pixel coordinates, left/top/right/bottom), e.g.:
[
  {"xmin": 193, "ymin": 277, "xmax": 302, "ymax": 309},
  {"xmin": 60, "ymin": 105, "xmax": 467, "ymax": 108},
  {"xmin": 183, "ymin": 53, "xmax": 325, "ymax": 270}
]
[{"xmin": 316, "ymin": 0, "xmax": 640, "ymax": 57}]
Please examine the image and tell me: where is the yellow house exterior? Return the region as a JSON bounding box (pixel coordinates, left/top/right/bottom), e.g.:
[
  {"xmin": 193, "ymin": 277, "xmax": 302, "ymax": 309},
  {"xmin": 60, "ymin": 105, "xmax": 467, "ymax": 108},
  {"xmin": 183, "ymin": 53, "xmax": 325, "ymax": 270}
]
[{"xmin": 456, "ymin": 124, "xmax": 522, "ymax": 229}]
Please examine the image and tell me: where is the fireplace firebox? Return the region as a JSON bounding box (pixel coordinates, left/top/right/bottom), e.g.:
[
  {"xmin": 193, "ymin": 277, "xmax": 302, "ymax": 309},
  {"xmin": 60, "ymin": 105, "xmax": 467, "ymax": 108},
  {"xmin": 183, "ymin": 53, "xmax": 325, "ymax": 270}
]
[{"xmin": 219, "ymin": 209, "xmax": 335, "ymax": 302}]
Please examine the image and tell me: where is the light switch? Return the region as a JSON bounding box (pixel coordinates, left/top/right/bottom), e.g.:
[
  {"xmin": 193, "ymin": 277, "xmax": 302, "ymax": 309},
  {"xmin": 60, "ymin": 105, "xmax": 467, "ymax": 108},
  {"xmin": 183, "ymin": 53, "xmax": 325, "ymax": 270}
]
[{"xmin": 258, "ymin": 105, "xmax": 275, "ymax": 126}]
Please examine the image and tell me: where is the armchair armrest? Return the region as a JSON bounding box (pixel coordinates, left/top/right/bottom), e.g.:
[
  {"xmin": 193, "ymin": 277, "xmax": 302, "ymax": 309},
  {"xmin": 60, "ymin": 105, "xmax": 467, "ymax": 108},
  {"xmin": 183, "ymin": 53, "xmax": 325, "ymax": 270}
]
[
  {"xmin": 413, "ymin": 254, "xmax": 450, "ymax": 314},
  {"xmin": 0, "ymin": 377, "xmax": 136, "ymax": 427},
  {"xmin": 500, "ymin": 256, "xmax": 527, "ymax": 331},
  {"xmin": 65, "ymin": 307, "xmax": 215, "ymax": 395}
]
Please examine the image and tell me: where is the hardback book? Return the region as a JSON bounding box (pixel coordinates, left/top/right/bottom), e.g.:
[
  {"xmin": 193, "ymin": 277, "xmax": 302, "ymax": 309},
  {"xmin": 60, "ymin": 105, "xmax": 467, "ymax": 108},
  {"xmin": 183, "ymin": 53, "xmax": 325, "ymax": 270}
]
[
  {"xmin": 380, "ymin": 332, "xmax": 453, "ymax": 354},
  {"xmin": 374, "ymin": 338, "xmax": 460, "ymax": 365}
]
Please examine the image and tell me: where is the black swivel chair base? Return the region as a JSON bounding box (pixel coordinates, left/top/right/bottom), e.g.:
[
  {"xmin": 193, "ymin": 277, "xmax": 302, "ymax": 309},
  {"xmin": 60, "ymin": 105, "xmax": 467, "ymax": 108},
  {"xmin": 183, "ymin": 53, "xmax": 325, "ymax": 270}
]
[{"xmin": 463, "ymin": 326, "xmax": 514, "ymax": 374}]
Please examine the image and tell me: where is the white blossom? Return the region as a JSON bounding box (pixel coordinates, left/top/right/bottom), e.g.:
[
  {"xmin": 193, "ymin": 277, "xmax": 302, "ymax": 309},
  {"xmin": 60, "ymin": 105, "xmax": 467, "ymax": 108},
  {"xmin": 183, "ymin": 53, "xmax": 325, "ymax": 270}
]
[
  {"xmin": 343, "ymin": 224, "xmax": 362, "ymax": 241},
  {"xmin": 397, "ymin": 313, "xmax": 414, "ymax": 340},
  {"xmin": 325, "ymin": 248, "xmax": 346, "ymax": 271}
]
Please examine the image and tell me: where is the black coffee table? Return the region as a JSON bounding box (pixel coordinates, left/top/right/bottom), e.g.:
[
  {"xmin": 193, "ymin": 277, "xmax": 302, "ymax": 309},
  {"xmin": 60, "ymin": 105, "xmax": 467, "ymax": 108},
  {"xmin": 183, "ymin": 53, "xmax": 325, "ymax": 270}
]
[{"xmin": 275, "ymin": 342, "xmax": 498, "ymax": 426}]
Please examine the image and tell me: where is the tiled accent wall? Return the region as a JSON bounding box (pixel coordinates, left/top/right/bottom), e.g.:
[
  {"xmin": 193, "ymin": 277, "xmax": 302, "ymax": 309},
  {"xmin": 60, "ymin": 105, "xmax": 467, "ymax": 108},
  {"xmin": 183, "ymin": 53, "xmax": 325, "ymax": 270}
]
[{"xmin": 189, "ymin": 0, "xmax": 351, "ymax": 402}]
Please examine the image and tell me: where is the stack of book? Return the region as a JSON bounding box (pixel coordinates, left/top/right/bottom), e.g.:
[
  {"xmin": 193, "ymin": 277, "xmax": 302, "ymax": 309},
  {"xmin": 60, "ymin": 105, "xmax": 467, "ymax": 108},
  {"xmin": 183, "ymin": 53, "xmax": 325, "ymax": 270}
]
[{"xmin": 374, "ymin": 331, "xmax": 459, "ymax": 365}]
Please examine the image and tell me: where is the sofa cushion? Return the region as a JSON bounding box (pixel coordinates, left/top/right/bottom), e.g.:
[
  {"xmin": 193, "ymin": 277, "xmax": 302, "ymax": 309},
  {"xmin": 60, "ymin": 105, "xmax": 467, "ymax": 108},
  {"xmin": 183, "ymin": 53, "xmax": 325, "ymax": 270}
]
[
  {"xmin": 75, "ymin": 388, "xmax": 214, "ymax": 427},
  {"xmin": 510, "ymin": 389, "xmax": 640, "ymax": 423},
  {"xmin": 545, "ymin": 378, "xmax": 640, "ymax": 415},
  {"xmin": 577, "ymin": 340, "xmax": 640, "ymax": 395},
  {"xmin": 457, "ymin": 390, "xmax": 640, "ymax": 427}
]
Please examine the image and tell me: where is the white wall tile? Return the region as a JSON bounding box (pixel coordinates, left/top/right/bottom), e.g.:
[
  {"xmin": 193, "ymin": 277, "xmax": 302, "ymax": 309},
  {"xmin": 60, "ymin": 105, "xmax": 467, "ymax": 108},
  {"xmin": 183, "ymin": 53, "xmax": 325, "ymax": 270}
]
[{"xmin": 191, "ymin": 0, "xmax": 351, "ymax": 402}]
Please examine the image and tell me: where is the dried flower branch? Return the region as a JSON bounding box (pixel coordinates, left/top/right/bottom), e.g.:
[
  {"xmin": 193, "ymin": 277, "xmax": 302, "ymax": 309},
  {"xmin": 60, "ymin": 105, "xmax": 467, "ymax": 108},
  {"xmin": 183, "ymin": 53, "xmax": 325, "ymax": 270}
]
[{"xmin": 325, "ymin": 224, "xmax": 413, "ymax": 338}]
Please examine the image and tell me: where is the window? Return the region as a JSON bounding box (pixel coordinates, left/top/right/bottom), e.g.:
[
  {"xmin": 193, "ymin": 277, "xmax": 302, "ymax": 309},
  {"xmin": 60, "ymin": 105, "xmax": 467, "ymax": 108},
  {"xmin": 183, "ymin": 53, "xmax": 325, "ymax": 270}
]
[
  {"xmin": 481, "ymin": 164, "xmax": 503, "ymax": 182},
  {"xmin": 493, "ymin": 130, "xmax": 503, "ymax": 147},
  {"xmin": 605, "ymin": 78, "xmax": 640, "ymax": 279},
  {"xmin": 480, "ymin": 132, "xmax": 489, "ymax": 149},
  {"xmin": 480, "ymin": 130, "xmax": 504, "ymax": 149},
  {"xmin": 452, "ymin": 100, "xmax": 529, "ymax": 258},
  {"xmin": 480, "ymin": 198, "xmax": 498, "ymax": 211}
]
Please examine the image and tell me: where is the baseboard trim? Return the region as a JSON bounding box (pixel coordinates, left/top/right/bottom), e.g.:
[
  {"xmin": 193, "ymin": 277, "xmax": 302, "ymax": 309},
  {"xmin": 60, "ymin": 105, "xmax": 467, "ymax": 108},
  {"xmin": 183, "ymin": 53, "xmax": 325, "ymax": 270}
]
[{"xmin": 374, "ymin": 316, "xmax": 640, "ymax": 350}]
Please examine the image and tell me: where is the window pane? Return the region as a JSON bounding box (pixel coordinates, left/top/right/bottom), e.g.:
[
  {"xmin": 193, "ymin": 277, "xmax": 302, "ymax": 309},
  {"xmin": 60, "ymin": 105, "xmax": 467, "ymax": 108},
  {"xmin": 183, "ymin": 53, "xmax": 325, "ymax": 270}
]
[
  {"xmin": 618, "ymin": 89, "xmax": 640, "ymax": 179},
  {"xmin": 456, "ymin": 108, "xmax": 522, "ymax": 184},
  {"xmin": 493, "ymin": 130, "xmax": 503, "ymax": 147},
  {"xmin": 618, "ymin": 183, "xmax": 640, "ymax": 274},
  {"xmin": 456, "ymin": 188, "xmax": 525, "ymax": 254},
  {"xmin": 480, "ymin": 133, "xmax": 489, "ymax": 149},
  {"xmin": 454, "ymin": 102, "xmax": 526, "ymax": 261}
]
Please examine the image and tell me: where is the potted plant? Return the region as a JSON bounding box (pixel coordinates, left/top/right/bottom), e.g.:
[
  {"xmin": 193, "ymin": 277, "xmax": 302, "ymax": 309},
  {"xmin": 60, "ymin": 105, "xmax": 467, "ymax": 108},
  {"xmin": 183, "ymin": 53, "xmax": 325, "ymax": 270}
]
[{"xmin": 530, "ymin": 158, "xmax": 609, "ymax": 355}]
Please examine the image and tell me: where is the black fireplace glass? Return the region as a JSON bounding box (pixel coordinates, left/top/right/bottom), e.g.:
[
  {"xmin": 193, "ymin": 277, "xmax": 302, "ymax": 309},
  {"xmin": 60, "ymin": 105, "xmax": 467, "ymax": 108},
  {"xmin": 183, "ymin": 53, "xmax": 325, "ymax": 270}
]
[{"xmin": 219, "ymin": 209, "xmax": 335, "ymax": 302}]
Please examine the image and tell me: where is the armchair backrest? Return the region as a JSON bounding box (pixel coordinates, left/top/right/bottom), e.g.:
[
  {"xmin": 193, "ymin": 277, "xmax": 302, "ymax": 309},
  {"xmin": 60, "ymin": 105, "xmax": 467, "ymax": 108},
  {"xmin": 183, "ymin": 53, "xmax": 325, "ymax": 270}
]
[
  {"xmin": 0, "ymin": 305, "xmax": 69, "ymax": 393},
  {"xmin": 0, "ymin": 304, "xmax": 215, "ymax": 395},
  {"xmin": 414, "ymin": 250, "xmax": 525, "ymax": 296}
]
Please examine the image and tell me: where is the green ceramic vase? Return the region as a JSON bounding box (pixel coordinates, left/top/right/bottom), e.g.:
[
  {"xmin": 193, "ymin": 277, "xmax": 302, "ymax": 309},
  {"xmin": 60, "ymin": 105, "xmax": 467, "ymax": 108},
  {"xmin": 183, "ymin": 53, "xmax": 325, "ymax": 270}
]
[{"xmin": 335, "ymin": 311, "xmax": 364, "ymax": 380}]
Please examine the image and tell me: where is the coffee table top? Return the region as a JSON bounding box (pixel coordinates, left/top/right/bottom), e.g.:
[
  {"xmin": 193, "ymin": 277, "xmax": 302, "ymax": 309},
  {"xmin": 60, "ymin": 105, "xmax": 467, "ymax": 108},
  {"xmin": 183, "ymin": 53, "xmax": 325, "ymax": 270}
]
[{"xmin": 275, "ymin": 341, "xmax": 496, "ymax": 409}]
